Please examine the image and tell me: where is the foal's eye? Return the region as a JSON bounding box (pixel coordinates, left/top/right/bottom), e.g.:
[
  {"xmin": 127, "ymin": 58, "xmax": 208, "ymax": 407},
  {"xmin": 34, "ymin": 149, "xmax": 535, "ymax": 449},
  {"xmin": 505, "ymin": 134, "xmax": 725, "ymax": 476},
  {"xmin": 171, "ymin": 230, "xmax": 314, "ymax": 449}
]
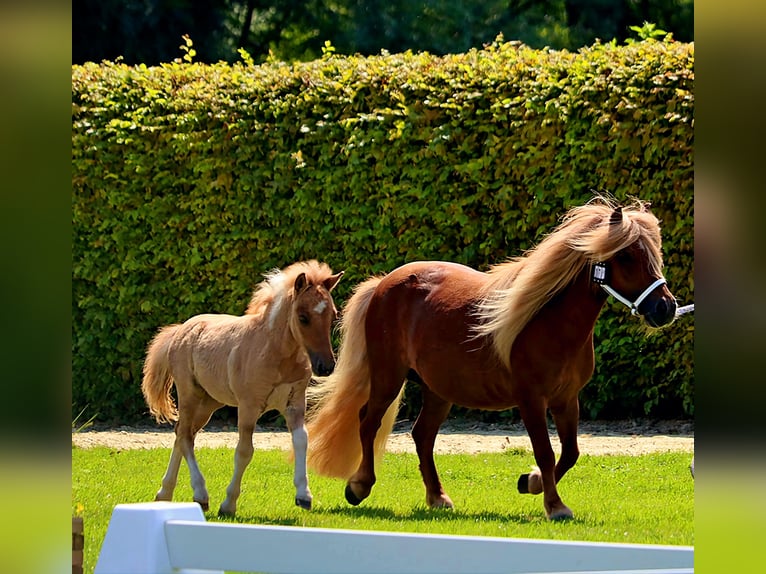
[{"xmin": 298, "ymin": 314, "xmax": 309, "ymax": 325}]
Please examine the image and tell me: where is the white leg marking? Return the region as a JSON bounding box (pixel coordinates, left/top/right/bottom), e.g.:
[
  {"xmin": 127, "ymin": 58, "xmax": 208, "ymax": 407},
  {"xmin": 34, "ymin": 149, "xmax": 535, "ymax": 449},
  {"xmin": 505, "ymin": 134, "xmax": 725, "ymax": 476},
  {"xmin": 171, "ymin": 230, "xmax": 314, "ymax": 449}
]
[{"xmin": 291, "ymin": 426, "xmax": 312, "ymax": 504}]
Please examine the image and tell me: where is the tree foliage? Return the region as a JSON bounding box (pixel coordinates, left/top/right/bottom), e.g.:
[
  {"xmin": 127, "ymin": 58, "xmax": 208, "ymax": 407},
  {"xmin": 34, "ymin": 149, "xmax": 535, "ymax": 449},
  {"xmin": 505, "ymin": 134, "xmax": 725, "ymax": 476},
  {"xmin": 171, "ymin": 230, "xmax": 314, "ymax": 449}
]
[{"xmin": 72, "ymin": 0, "xmax": 693, "ymax": 65}]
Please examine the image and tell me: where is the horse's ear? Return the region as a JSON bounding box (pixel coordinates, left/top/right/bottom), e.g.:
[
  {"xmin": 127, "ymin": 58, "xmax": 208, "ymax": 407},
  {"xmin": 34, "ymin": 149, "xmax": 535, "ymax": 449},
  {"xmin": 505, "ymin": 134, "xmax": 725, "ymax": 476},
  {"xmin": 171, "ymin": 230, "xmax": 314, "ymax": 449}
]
[
  {"xmin": 609, "ymin": 206, "xmax": 623, "ymax": 226},
  {"xmin": 323, "ymin": 271, "xmax": 344, "ymax": 292},
  {"xmin": 294, "ymin": 272, "xmax": 308, "ymax": 293}
]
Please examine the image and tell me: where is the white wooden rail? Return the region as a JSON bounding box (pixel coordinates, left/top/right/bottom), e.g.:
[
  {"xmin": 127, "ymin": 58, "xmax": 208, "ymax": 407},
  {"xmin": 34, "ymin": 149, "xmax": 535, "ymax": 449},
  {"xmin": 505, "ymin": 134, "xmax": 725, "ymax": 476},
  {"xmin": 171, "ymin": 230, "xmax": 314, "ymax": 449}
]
[{"xmin": 94, "ymin": 502, "xmax": 694, "ymax": 574}]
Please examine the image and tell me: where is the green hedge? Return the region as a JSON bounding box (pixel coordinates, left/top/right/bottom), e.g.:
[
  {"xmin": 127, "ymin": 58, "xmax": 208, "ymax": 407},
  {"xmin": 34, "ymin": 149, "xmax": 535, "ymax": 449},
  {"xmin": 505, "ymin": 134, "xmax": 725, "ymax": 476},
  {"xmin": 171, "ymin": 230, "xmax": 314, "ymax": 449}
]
[{"xmin": 72, "ymin": 38, "xmax": 694, "ymax": 424}]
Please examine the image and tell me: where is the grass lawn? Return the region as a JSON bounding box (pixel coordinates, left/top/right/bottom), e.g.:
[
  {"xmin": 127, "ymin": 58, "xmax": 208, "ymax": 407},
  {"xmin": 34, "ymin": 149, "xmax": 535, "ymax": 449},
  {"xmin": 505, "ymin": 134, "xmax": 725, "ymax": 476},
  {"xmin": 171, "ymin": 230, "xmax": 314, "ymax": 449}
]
[{"xmin": 72, "ymin": 446, "xmax": 693, "ymax": 574}]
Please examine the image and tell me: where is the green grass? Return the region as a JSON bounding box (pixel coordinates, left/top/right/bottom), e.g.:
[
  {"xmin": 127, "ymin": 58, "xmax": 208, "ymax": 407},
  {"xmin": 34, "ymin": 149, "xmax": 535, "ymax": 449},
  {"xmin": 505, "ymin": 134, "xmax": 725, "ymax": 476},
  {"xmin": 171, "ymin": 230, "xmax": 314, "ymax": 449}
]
[{"xmin": 72, "ymin": 446, "xmax": 693, "ymax": 574}]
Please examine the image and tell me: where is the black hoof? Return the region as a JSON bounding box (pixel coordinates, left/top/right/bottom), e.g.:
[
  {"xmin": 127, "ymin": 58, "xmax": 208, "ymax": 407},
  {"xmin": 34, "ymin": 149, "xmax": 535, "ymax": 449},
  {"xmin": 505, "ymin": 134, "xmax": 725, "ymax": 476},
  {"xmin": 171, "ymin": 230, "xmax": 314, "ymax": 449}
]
[
  {"xmin": 344, "ymin": 483, "xmax": 363, "ymax": 506},
  {"xmin": 194, "ymin": 499, "xmax": 210, "ymax": 512},
  {"xmin": 295, "ymin": 496, "xmax": 312, "ymax": 510},
  {"xmin": 217, "ymin": 507, "xmax": 235, "ymax": 518},
  {"xmin": 517, "ymin": 474, "xmax": 530, "ymax": 494}
]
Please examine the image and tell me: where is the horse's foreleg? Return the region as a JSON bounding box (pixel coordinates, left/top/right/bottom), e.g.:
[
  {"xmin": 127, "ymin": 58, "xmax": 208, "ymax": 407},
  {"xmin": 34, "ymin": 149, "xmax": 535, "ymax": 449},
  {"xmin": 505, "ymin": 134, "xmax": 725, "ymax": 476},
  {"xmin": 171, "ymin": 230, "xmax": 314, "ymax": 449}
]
[
  {"xmin": 412, "ymin": 387, "xmax": 453, "ymax": 509},
  {"xmin": 219, "ymin": 418, "xmax": 256, "ymax": 517},
  {"xmin": 284, "ymin": 390, "xmax": 312, "ymax": 510},
  {"xmin": 550, "ymin": 399, "xmax": 580, "ymax": 484},
  {"xmin": 518, "ymin": 400, "xmax": 573, "ymax": 520}
]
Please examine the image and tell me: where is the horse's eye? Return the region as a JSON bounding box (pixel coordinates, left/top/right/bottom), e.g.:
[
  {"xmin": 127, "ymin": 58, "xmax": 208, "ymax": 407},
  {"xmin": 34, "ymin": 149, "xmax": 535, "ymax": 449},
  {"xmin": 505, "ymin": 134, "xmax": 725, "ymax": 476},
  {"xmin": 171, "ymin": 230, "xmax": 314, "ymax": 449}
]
[{"xmin": 298, "ymin": 314, "xmax": 309, "ymax": 325}]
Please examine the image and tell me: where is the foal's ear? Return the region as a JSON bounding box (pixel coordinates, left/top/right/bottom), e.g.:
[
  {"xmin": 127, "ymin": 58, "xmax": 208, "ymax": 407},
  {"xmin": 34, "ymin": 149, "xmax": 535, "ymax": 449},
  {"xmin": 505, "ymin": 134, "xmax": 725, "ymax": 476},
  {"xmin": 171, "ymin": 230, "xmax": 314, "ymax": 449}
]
[
  {"xmin": 609, "ymin": 206, "xmax": 623, "ymax": 226},
  {"xmin": 323, "ymin": 271, "xmax": 344, "ymax": 292},
  {"xmin": 294, "ymin": 272, "xmax": 308, "ymax": 293}
]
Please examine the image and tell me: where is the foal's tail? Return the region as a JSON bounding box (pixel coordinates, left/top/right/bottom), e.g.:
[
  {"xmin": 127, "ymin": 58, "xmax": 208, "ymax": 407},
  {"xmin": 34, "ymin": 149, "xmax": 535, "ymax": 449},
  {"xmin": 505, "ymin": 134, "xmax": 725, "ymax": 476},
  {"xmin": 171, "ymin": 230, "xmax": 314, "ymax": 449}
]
[
  {"xmin": 306, "ymin": 276, "xmax": 402, "ymax": 479},
  {"xmin": 141, "ymin": 324, "xmax": 180, "ymax": 424}
]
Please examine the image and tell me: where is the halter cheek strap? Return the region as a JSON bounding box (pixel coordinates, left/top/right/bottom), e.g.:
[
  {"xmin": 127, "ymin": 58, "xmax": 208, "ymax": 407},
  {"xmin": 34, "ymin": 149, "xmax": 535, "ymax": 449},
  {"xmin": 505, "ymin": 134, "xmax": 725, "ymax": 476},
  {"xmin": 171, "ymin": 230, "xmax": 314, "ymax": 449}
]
[{"xmin": 592, "ymin": 262, "xmax": 667, "ymax": 316}]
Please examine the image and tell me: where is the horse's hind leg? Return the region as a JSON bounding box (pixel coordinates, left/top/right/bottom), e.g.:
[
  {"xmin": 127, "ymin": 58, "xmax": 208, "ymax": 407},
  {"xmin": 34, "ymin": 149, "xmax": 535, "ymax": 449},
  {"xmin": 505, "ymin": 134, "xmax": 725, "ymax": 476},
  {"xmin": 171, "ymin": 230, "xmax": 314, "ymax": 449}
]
[
  {"xmin": 346, "ymin": 368, "xmax": 406, "ymax": 506},
  {"xmin": 219, "ymin": 404, "xmax": 261, "ymax": 517},
  {"xmin": 284, "ymin": 384, "xmax": 312, "ymax": 510},
  {"xmin": 518, "ymin": 399, "xmax": 573, "ymax": 520},
  {"xmin": 412, "ymin": 386, "xmax": 454, "ymax": 508}
]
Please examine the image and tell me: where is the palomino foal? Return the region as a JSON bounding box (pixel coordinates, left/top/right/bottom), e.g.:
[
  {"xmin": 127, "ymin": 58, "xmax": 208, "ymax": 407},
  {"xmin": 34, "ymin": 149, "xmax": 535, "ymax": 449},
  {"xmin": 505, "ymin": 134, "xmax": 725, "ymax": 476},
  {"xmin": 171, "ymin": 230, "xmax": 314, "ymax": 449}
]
[{"xmin": 142, "ymin": 260, "xmax": 342, "ymax": 515}]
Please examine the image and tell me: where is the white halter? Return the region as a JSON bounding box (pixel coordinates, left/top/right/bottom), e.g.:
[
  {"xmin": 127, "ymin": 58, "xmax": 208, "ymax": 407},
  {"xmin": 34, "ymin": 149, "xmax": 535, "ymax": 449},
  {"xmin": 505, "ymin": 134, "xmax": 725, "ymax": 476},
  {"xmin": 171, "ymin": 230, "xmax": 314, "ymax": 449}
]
[{"xmin": 592, "ymin": 262, "xmax": 667, "ymax": 316}]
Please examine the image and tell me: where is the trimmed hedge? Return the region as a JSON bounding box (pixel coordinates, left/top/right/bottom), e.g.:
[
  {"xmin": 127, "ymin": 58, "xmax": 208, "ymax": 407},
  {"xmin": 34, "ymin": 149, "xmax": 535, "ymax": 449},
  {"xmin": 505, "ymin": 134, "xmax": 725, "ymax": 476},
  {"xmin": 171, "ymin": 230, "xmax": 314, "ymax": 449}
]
[{"xmin": 72, "ymin": 38, "xmax": 694, "ymax": 424}]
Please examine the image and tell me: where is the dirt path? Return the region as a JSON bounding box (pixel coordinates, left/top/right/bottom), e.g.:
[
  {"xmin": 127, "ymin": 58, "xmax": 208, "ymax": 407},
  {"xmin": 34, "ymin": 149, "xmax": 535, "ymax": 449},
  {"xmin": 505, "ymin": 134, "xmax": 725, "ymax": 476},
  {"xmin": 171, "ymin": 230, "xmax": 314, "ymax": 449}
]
[{"xmin": 72, "ymin": 419, "xmax": 693, "ymax": 456}]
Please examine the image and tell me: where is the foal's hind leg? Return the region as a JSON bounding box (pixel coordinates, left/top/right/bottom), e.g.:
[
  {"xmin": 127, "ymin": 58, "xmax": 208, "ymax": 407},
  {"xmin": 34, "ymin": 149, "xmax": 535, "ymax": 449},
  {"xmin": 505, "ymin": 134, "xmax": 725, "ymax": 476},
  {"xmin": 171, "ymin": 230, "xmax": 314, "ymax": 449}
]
[
  {"xmin": 517, "ymin": 399, "xmax": 573, "ymax": 520},
  {"xmin": 412, "ymin": 386, "xmax": 454, "ymax": 508},
  {"xmin": 156, "ymin": 390, "xmax": 221, "ymax": 511}
]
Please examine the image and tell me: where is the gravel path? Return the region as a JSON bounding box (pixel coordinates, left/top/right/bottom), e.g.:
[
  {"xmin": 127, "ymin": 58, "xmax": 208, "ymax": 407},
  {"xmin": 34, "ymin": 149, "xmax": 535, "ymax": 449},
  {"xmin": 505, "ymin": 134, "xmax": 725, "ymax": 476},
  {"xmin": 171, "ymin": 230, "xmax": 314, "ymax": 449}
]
[{"xmin": 72, "ymin": 419, "xmax": 693, "ymax": 456}]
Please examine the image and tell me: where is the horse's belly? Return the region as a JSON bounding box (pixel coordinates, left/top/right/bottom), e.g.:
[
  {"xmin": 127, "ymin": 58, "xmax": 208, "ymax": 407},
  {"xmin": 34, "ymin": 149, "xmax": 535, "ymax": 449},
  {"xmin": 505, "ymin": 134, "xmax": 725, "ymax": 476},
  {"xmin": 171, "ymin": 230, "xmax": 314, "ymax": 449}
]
[{"xmin": 414, "ymin": 359, "xmax": 518, "ymax": 410}]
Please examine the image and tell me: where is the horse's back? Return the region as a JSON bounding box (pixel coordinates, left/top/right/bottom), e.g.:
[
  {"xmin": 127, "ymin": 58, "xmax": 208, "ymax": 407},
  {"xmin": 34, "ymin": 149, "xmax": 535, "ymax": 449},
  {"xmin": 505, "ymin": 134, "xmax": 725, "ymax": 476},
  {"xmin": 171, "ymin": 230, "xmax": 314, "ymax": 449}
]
[{"xmin": 367, "ymin": 261, "xmax": 517, "ymax": 408}]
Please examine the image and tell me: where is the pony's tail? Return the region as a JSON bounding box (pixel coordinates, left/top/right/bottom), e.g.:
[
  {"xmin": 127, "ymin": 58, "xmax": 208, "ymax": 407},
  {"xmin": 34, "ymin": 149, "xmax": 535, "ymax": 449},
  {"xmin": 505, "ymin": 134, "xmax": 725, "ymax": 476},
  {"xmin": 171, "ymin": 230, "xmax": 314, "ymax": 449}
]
[
  {"xmin": 306, "ymin": 276, "xmax": 402, "ymax": 479},
  {"xmin": 141, "ymin": 325, "xmax": 180, "ymax": 424}
]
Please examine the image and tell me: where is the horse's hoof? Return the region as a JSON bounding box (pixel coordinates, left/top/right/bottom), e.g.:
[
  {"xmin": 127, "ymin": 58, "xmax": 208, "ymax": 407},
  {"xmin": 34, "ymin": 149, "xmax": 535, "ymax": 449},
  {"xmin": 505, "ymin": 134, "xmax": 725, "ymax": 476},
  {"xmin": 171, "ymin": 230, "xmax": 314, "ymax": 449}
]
[
  {"xmin": 194, "ymin": 499, "xmax": 210, "ymax": 512},
  {"xmin": 517, "ymin": 474, "xmax": 530, "ymax": 494},
  {"xmin": 295, "ymin": 496, "xmax": 312, "ymax": 511},
  {"xmin": 344, "ymin": 483, "xmax": 364, "ymax": 506},
  {"xmin": 548, "ymin": 506, "xmax": 574, "ymax": 521},
  {"xmin": 429, "ymin": 495, "xmax": 454, "ymax": 509}
]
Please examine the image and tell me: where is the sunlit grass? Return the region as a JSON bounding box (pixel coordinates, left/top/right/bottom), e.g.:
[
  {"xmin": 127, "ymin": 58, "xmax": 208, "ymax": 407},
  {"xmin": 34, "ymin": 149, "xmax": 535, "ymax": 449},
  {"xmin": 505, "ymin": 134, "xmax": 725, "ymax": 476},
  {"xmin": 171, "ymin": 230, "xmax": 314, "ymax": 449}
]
[{"xmin": 73, "ymin": 447, "xmax": 693, "ymax": 574}]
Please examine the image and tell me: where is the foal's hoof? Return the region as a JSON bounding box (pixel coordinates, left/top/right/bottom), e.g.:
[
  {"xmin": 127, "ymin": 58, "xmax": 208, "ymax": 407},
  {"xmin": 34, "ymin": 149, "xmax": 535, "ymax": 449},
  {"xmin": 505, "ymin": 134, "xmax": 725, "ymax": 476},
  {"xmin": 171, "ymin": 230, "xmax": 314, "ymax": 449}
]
[
  {"xmin": 295, "ymin": 496, "xmax": 312, "ymax": 511},
  {"xmin": 194, "ymin": 499, "xmax": 210, "ymax": 512},
  {"xmin": 344, "ymin": 483, "xmax": 364, "ymax": 506}
]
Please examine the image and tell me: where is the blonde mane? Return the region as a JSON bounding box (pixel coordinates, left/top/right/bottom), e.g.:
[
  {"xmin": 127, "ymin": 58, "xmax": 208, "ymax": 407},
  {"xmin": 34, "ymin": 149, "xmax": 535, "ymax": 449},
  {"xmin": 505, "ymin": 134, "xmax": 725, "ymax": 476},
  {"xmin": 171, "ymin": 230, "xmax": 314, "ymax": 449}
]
[
  {"xmin": 474, "ymin": 197, "xmax": 664, "ymax": 368},
  {"xmin": 245, "ymin": 260, "xmax": 335, "ymax": 317}
]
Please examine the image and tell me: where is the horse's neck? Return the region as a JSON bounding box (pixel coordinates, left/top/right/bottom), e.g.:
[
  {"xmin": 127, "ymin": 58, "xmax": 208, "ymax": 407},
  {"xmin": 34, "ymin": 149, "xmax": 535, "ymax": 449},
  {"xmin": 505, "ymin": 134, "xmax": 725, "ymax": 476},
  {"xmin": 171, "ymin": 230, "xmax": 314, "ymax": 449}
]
[{"xmin": 546, "ymin": 269, "xmax": 608, "ymax": 339}]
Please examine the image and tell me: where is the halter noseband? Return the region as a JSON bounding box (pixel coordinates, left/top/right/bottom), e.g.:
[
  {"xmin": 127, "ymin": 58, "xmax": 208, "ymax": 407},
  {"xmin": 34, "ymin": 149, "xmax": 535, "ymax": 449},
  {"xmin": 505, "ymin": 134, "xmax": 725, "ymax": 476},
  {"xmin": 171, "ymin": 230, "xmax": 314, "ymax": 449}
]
[{"xmin": 592, "ymin": 262, "xmax": 667, "ymax": 316}]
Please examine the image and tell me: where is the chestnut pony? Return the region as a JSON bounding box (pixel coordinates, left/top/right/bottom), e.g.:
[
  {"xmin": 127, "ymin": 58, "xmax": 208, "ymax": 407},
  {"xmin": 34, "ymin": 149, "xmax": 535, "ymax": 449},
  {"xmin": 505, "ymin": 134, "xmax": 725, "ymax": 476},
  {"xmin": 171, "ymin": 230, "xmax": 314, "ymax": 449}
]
[
  {"xmin": 142, "ymin": 260, "xmax": 343, "ymax": 516},
  {"xmin": 306, "ymin": 199, "xmax": 677, "ymax": 520}
]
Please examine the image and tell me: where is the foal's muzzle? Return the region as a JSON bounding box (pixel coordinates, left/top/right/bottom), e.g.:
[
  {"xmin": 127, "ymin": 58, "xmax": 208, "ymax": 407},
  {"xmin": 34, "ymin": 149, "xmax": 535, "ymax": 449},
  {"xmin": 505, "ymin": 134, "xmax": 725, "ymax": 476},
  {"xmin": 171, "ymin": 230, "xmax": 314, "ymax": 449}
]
[{"xmin": 310, "ymin": 354, "xmax": 335, "ymax": 376}]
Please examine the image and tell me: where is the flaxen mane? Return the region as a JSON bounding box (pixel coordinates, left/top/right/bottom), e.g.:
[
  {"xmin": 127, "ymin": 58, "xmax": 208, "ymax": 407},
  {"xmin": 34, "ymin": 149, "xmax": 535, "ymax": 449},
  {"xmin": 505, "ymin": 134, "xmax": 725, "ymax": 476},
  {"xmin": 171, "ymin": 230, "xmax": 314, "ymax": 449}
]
[
  {"xmin": 245, "ymin": 260, "xmax": 335, "ymax": 316},
  {"xmin": 475, "ymin": 196, "xmax": 664, "ymax": 368}
]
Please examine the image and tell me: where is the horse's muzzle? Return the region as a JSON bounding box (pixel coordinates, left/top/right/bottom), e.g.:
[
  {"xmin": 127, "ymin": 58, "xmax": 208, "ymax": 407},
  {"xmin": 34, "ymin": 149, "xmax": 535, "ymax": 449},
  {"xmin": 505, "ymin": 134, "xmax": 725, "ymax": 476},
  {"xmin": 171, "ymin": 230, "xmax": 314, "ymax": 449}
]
[
  {"xmin": 641, "ymin": 297, "xmax": 677, "ymax": 328},
  {"xmin": 310, "ymin": 355, "xmax": 335, "ymax": 376}
]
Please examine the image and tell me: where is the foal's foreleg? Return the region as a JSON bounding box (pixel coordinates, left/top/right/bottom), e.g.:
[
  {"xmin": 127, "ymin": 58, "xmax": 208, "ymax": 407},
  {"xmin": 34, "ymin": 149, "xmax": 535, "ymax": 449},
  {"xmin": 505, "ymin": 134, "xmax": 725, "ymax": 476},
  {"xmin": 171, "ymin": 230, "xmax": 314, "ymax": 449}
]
[
  {"xmin": 285, "ymin": 391, "xmax": 312, "ymax": 510},
  {"xmin": 518, "ymin": 400, "xmax": 573, "ymax": 520},
  {"xmin": 219, "ymin": 416, "xmax": 256, "ymax": 517}
]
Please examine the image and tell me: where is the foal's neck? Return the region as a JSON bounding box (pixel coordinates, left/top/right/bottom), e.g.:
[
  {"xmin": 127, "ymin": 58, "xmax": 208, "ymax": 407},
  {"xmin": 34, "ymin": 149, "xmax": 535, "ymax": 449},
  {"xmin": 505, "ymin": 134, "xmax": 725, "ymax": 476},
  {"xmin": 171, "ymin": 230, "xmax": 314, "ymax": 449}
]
[{"xmin": 260, "ymin": 295, "xmax": 302, "ymax": 357}]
